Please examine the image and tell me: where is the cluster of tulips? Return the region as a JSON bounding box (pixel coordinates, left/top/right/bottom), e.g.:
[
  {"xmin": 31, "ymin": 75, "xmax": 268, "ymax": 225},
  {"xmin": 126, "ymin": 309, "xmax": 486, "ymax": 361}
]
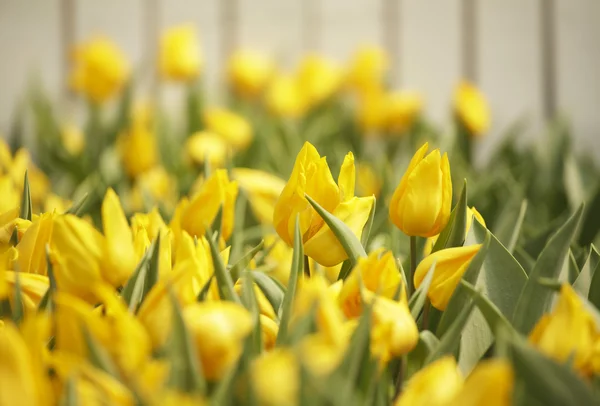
[{"xmin": 2, "ymin": 24, "xmax": 600, "ymax": 406}]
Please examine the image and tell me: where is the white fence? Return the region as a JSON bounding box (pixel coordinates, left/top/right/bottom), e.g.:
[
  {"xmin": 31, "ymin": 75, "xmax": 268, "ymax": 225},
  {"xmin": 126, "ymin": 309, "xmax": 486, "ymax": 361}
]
[{"xmin": 0, "ymin": 0, "xmax": 599, "ymax": 159}]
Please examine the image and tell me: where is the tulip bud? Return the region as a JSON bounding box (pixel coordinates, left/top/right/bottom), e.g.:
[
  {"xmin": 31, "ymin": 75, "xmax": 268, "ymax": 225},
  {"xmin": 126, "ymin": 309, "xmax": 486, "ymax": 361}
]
[
  {"xmin": 394, "ymin": 356, "xmax": 463, "ymax": 406},
  {"xmin": 389, "ymin": 142, "xmax": 452, "ymax": 237},
  {"xmin": 454, "ymin": 80, "xmax": 491, "ymax": 137},
  {"xmin": 185, "ymin": 131, "xmax": 229, "ymax": 168},
  {"xmin": 451, "ymin": 359, "xmax": 513, "ymax": 406},
  {"xmin": 232, "ymin": 168, "xmax": 286, "ymax": 226},
  {"xmin": 265, "ymin": 74, "xmax": 307, "ymax": 118},
  {"xmin": 252, "ymin": 349, "xmax": 299, "ymax": 406},
  {"xmin": 203, "ymin": 108, "xmax": 253, "ymax": 151},
  {"xmin": 159, "ymin": 25, "xmax": 202, "ymax": 82},
  {"xmin": 414, "ymin": 244, "xmax": 482, "ymax": 310},
  {"xmin": 227, "ymin": 49, "xmax": 274, "ymax": 98},
  {"xmin": 424, "ymin": 206, "xmax": 486, "ymax": 256}
]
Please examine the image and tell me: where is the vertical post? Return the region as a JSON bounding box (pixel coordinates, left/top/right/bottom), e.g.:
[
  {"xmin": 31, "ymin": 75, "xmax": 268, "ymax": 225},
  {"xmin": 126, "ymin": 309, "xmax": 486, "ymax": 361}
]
[
  {"xmin": 220, "ymin": 0, "xmax": 239, "ymax": 65},
  {"xmin": 60, "ymin": 0, "xmax": 76, "ymax": 102},
  {"xmin": 382, "ymin": 0, "xmax": 401, "ymax": 86},
  {"xmin": 461, "ymin": 0, "xmax": 477, "ymax": 82},
  {"xmin": 302, "ymin": 0, "xmax": 320, "ymax": 52},
  {"xmin": 143, "ymin": 0, "xmax": 160, "ymax": 95},
  {"xmin": 540, "ymin": 0, "xmax": 557, "ymax": 120}
]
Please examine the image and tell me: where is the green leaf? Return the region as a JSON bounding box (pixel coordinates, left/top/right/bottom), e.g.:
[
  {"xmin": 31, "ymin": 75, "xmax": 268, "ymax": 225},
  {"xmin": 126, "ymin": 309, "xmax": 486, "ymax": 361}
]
[
  {"xmin": 493, "ymin": 199, "xmax": 528, "ymax": 254},
  {"xmin": 505, "ymin": 331, "xmax": 598, "ymax": 406},
  {"xmin": 512, "ymin": 205, "xmax": 584, "ymax": 334},
  {"xmin": 436, "ymin": 231, "xmax": 490, "ymax": 337},
  {"xmin": 360, "ymin": 197, "xmax": 377, "ymax": 248},
  {"xmin": 408, "ymin": 262, "xmax": 435, "ymax": 320},
  {"xmin": 20, "ymin": 170, "xmax": 32, "ymax": 221},
  {"xmin": 121, "ymin": 253, "xmax": 149, "ymax": 313},
  {"xmin": 37, "ymin": 246, "xmax": 57, "ymax": 313},
  {"xmin": 240, "ymin": 271, "xmax": 262, "ymax": 356},
  {"xmin": 578, "ymin": 183, "xmax": 600, "ymax": 246},
  {"xmin": 406, "ymin": 331, "xmax": 440, "ymax": 378},
  {"xmin": 431, "ymin": 179, "xmax": 467, "ymax": 253},
  {"xmin": 196, "ymin": 275, "xmax": 214, "ymax": 302},
  {"xmin": 140, "ymin": 234, "xmax": 161, "ymax": 304},
  {"xmin": 573, "ymin": 245, "xmax": 600, "ymax": 297},
  {"xmin": 588, "ymin": 253, "xmax": 600, "ymax": 310},
  {"xmin": 65, "ymin": 193, "xmax": 89, "ymax": 216},
  {"xmin": 252, "ymin": 271, "xmax": 285, "ymax": 317},
  {"xmin": 305, "ymin": 194, "xmax": 367, "ymax": 266},
  {"xmin": 460, "ymin": 280, "xmax": 514, "ymax": 333},
  {"xmin": 228, "ymin": 240, "xmax": 264, "ymax": 283},
  {"xmin": 336, "ymin": 259, "xmax": 353, "ymax": 281},
  {"xmin": 82, "ymin": 326, "xmax": 119, "ymax": 378},
  {"xmin": 425, "ymin": 299, "xmax": 474, "ymax": 364},
  {"xmin": 59, "ymin": 378, "xmax": 77, "ymax": 406},
  {"xmin": 205, "ymin": 228, "xmax": 240, "ymax": 304},
  {"xmin": 166, "ymin": 291, "xmax": 205, "ymax": 394},
  {"xmin": 276, "ymin": 216, "xmax": 303, "ymax": 346}
]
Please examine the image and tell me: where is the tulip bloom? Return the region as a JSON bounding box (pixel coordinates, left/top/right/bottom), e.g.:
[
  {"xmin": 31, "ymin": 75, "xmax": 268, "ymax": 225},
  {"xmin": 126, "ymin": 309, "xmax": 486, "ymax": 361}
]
[
  {"xmin": 346, "ymin": 46, "xmax": 389, "ymax": 96},
  {"xmin": 265, "ymin": 74, "xmax": 307, "ymax": 118},
  {"xmin": 395, "ymin": 356, "xmax": 463, "ymax": 406},
  {"xmin": 449, "ymin": 359, "xmax": 513, "ymax": 406},
  {"xmin": 17, "ymin": 212, "xmax": 55, "ymax": 275},
  {"xmin": 227, "ymin": 49, "xmax": 274, "ymax": 97},
  {"xmin": 414, "ymin": 244, "xmax": 482, "ymax": 311},
  {"xmin": 231, "ymin": 168, "xmax": 286, "ymax": 225},
  {"xmin": 252, "ymin": 349, "xmax": 298, "ymax": 406},
  {"xmin": 70, "ymin": 37, "xmax": 129, "ymax": 103},
  {"xmin": 297, "ymin": 55, "xmax": 343, "ymax": 108},
  {"xmin": 454, "ymin": 81, "xmax": 491, "ymax": 137},
  {"xmin": 529, "ymin": 284, "xmax": 598, "ymax": 376},
  {"xmin": 274, "ymin": 142, "xmax": 374, "ymax": 267},
  {"xmin": 159, "ymin": 25, "xmax": 202, "ymax": 82},
  {"xmin": 186, "ymin": 131, "xmax": 229, "ymax": 168},
  {"xmin": 338, "ymin": 249, "xmax": 402, "ymax": 318},
  {"xmin": 203, "ymin": 108, "xmax": 253, "ymax": 151},
  {"xmin": 424, "ymin": 206, "xmax": 486, "ymax": 256},
  {"xmin": 389, "ymin": 142, "xmax": 452, "ymax": 237},
  {"xmin": 183, "ymin": 302, "xmax": 253, "ymax": 380},
  {"xmin": 118, "ymin": 123, "xmax": 158, "ymax": 179},
  {"xmin": 383, "ymin": 90, "xmax": 424, "ymax": 134}
]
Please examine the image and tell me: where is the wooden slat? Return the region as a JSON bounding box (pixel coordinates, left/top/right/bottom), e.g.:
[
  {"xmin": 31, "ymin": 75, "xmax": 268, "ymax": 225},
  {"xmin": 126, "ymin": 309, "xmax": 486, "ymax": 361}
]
[{"xmin": 556, "ymin": 0, "xmax": 600, "ymax": 158}]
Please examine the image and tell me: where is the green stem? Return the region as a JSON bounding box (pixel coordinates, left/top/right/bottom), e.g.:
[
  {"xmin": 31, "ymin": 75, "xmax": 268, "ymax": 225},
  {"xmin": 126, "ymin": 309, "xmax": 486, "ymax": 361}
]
[
  {"xmin": 304, "ymin": 255, "xmax": 311, "ymax": 278},
  {"xmin": 409, "ymin": 236, "xmax": 417, "ymax": 297}
]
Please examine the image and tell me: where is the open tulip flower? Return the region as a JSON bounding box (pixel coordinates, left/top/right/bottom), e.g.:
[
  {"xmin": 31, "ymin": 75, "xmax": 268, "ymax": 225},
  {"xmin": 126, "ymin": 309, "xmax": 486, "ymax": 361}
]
[{"xmin": 274, "ymin": 141, "xmax": 375, "ymax": 267}]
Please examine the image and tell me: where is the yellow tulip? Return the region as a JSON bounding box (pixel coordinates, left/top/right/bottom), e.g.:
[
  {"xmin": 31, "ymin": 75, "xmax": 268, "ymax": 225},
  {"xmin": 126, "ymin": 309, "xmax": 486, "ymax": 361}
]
[
  {"xmin": 356, "ymin": 162, "xmax": 382, "ymax": 198},
  {"xmin": 186, "ymin": 131, "xmax": 229, "ymax": 167},
  {"xmin": 204, "ymin": 107, "xmax": 253, "ymax": 151},
  {"xmin": 369, "ymin": 292, "xmax": 419, "ymax": 362},
  {"xmin": 262, "ymin": 234, "xmax": 293, "ymax": 286},
  {"xmin": 299, "ymin": 332, "xmax": 348, "ymax": 377},
  {"xmin": 338, "ymin": 249, "xmax": 402, "ymax": 318},
  {"xmin": 389, "ymin": 142, "xmax": 452, "ymax": 237},
  {"xmin": 183, "ymin": 301, "xmax": 253, "ymax": 380},
  {"xmin": 70, "ymin": 36, "xmax": 129, "ymax": 103},
  {"xmin": 50, "ymin": 214, "xmax": 110, "ymax": 301},
  {"xmin": 424, "ymin": 206, "xmax": 486, "ymax": 256},
  {"xmin": 118, "ymin": 123, "xmax": 158, "ymax": 179},
  {"xmin": 395, "ymin": 356, "xmax": 463, "ymax": 406},
  {"xmin": 297, "ymin": 54, "xmax": 343, "ymax": 108},
  {"xmin": 128, "ymin": 166, "xmax": 178, "ymax": 213},
  {"xmin": 9, "ymin": 149, "xmax": 50, "ymax": 207},
  {"xmin": 356, "ymin": 86, "xmax": 387, "ymax": 133},
  {"xmin": 383, "ymin": 90, "xmax": 424, "ymax": 134},
  {"xmin": 346, "ymin": 45, "xmax": 389, "ymax": 96},
  {"xmin": 414, "ymin": 244, "xmax": 482, "ymax": 311},
  {"xmin": 101, "ymin": 188, "xmax": 136, "ymax": 287},
  {"xmin": 44, "ymin": 193, "xmax": 72, "ymax": 214},
  {"xmin": 260, "ymin": 314, "xmax": 279, "ymax": 350},
  {"xmin": 61, "ymin": 123, "xmax": 85, "ymax": 156},
  {"xmin": 232, "ymin": 168, "xmax": 286, "ymax": 225},
  {"xmin": 0, "ymin": 323, "xmax": 44, "ymax": 406},
  {"xmin": 17, "ymin": 212, "xmax": 56, "ymax": 275},
  {"xmin": 252, "ymin": 349, "xmax": 299, "ymax": 406},
  {"xmin": 274, "ymin": 142, "xmax": 374, "ymax": 267},
  {"xmin": 449, "ymin": 359, "xmax": 513, "ymax": 406},
  {"xmin": 0, "ymin": 175, "xmax": 20, "ymax": 214},
  {"xmin": 265, "ymin": 74, "xmax": 306, "ymax": 118},
  {"xmin": 454, "ymin": 81, "xmax": 490, "ymax": 137},
  {"xmin": 529, "ymin": 284, "xmax": 598, "ymax": 376},
  {"xmin": 3, "ymin": 271, "xmax": 49, "ymax": 312},
  {"xmin": 0, "ymin": 207, "xmax": 31, "ymax": 245},
  {"xmin": 234, "ymin": 281, "xmax": 276, "ymax": 320},
  {"xmin": 228, "ymin": 49, "xmax": 275, "ymax": 97},
  {"xmin": 179, "ymin": 169, "xmax": 238, "ymax": 241},
  {"xmin": 131, "ymin": 207, "xmax": 167, "ymax": 242},
  {"xmin": 159, "ymin": 24, "xmax": 202, "ymax": 82}
]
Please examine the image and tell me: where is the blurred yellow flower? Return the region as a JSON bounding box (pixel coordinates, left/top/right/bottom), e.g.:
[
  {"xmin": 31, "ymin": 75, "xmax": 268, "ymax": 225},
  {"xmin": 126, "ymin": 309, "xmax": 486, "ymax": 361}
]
[
  {"xmin": 395, "ymin": 356, "xmax": 463, "ymax": 406},
  {"xmin": 183, "ymin": 301, "xmax": 253, "ymax": 380},
  {"xmin": 2, "ymin": 148, "xmax": 50, "ymax": 208},
  {"xmin": 265, "ymin": 74, "xmax": 306, "ymax": 118},
  {"xmin": 17, "ymin": 212, "xmax": 56, "ymax": 275},
  {"xmin": 449, "ymin": 359, "xmax": 513, "ymax": 406},
  {"xmin": 228, "ymin": 49, "xmax": 274, "ymax": 97},
  {"xmin": 424, "ymin": 206, "xmax": 486, "ymax": 256},
  {"xmin": 186, "ymin": 131, "xmax": 229, "ymax": 167},
  {"xmin": 252, "ymin": 349, "xmax": 299, "ymax": 406},
  {"xmin": 356, "ymin": 162, "xmax": 382, "ymax": 198},
  {"xmin": 454, "ymin": 81, "xmax": 490, "ymax": 137},
  {"xmin": 2, "ymin": 271, "xmax": 49, "ymax": 313},
  {"xmin": 529, "ymin": 284, "xmax": 598, "ymax": 376},
  {"xmin": 118, "ymin": 124, "xmax": 158, "ymax": 179},
  {"xmin": 61, "ymin": 123, "xmax": 85, "ymax": 156},
  {"xmin": 262, "ymin": 234, "xmax": 293, "ymax": 286},
  {"xmin": 274, "ymin": 142, "xmax": 374, "ymax": 266},
  {"xmin": 129, "ymin": 166, "xmax": 178, "ymax": 212},
  {"xmin": 204, "ymin": 107, "xmax": 253, "ymax": 151},
  {"xmin": 383, "ymin": 90, "xmax": 424, "ymax": 134},
  {"xmin": 0, "ymin": 207, "xmax": 31, "ymax": 245},
  {"xmin": 389, "ymin": 142, "xmax": 452, "ymax": 237},
  {"xmin": 232, "ymin": 168, "xmax": 286, "ymax": 225},
  {"xmin": 414, "ymin": 244, "xmax": 482, "ymax": 311},
  {"xmin": 356, "ymin": 86, "xmax": 387, "ymax": 133},
  {"xmin": 159, "ymin": 24, "xmax": 202, "ymax": 82},
  {"xmin": 44, "ymin": 193, "xmax": 72, "ymax": 214},
  {"xmin": 260, "ymin": 314, "xmax": 279, "ymax": 350},
  {"xmin": 0, "ymin": 175, "xmax": 19, "ymax": 214},
  {"xmin": 297, "ymin": 55, "xmax": 343, "ymax": 108},
  {"xmin": 70, "ymin": 36, "xmax": 129, "ymax": 103},
  {"xmin": 179, "ymin": 169, "xmax": 238, "ymax": 241},
  {"xmin": 346, "ymin": 45, "xmax": 389, "ymax": 95},
  {"xmin": 299, "ymin": 331, "xmax": 348, "ymax": 377},
  {"xmin": 338, "ymin": 249, "xmax": 402, "ymax": 318}
]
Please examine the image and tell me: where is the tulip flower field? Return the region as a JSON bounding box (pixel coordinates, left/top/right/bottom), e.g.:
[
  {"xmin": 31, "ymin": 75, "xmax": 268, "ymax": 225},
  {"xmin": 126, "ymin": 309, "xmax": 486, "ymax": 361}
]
[{"xmin": 2, "ymin": 25, "xmax": 600, "ymax": 406}]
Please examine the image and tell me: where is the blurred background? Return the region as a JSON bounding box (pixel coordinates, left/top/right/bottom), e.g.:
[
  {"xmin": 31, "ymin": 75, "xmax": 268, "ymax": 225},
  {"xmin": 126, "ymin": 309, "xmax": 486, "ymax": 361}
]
[{"xmin": 0, "ymin": 0, "xmax": 598, "ymax": 162}]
